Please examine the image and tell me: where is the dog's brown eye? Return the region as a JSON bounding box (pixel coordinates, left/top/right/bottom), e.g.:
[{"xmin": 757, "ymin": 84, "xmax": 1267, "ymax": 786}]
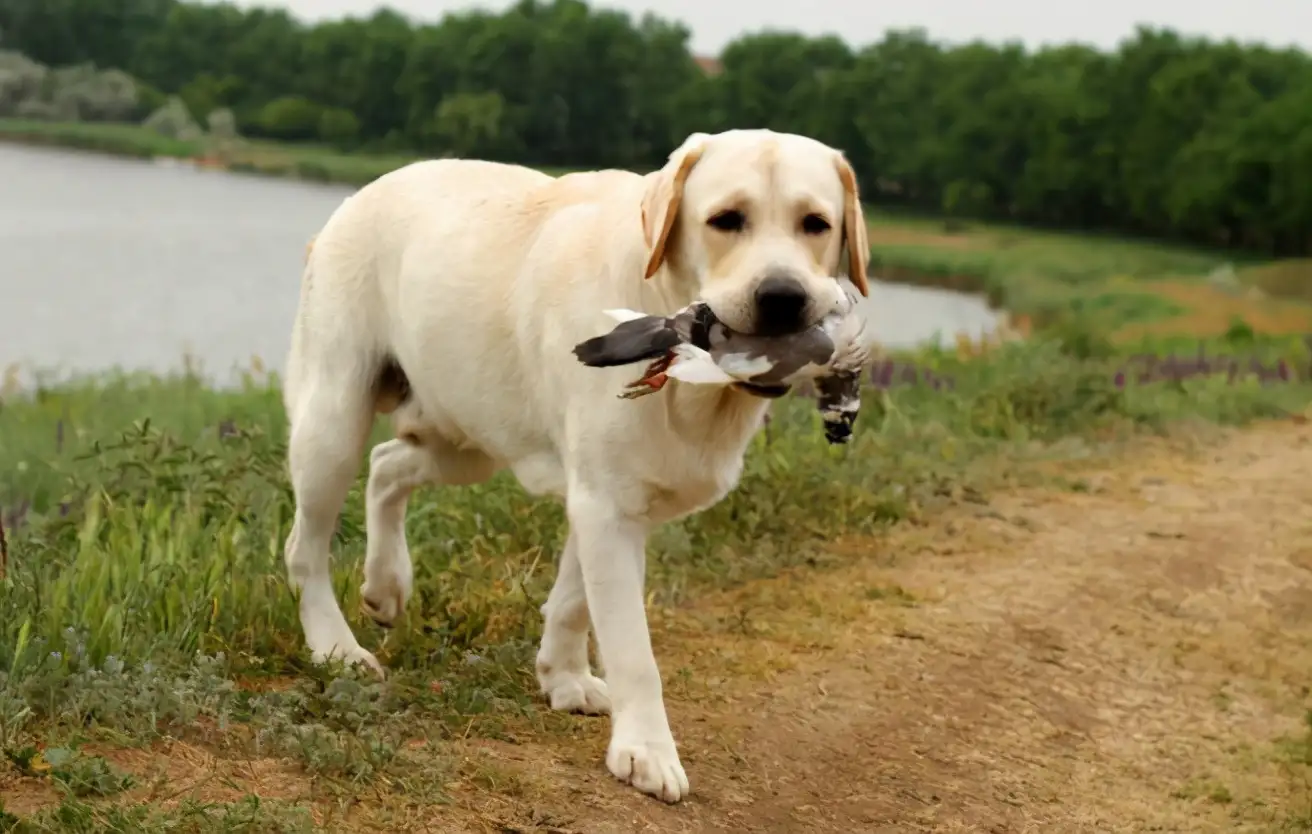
[
  {"xmin": 707, "ymin": 210, "xmax": 745, "ymax": 232},
  {"xmin": 801, "ymin": 214, "xmax": 831, "ymax": 235}
]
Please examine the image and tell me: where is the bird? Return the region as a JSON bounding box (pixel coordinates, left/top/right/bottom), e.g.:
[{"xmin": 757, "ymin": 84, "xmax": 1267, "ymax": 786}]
[{"xmin": 572, "ymin": 279, "xmax": 870, "ymax": 443}]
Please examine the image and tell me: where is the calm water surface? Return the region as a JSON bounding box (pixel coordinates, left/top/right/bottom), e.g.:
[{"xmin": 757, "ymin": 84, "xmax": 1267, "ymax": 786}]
[{"xmin": 2, "ymin": 144, "xmax": 1000, "ymax": 385}]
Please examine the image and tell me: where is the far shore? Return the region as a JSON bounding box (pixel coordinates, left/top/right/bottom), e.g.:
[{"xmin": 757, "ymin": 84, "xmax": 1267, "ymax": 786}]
[
  {"xmin": 7, "ymin": 117, "xmax": 1312, "ymax": 348},
  {"xmin": 0, "ymin": 117, "xmax": 424, "ymax": 186}
]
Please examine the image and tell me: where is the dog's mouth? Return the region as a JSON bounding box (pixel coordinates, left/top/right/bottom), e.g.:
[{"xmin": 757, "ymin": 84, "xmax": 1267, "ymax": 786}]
[{"xmin": 732, "ymin": 382, "xmax": 792, "ymax": 399}]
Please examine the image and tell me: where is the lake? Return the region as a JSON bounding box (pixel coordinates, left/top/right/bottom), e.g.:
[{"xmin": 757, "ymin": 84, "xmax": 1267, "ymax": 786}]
[{"xmin": 1, "ymin": 143, "xmax": 1001, "ymax": 386}]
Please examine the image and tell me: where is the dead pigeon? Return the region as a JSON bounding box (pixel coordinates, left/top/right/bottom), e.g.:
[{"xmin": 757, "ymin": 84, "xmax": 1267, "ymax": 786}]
[{"xmin": 572, "ymin": 279, "xmax": 870, "ymax": 443}]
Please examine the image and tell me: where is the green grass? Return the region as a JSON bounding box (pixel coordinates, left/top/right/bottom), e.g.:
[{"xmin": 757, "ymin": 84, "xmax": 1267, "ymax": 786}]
[
  {"xmin": 0, "ymin": 119, "xmax": 205, "ymax": 160},
  {"xmin": 3, "ymin": 333, "xmax": 1312, "ymax": 826},
  {"xmin": 2, "ymin": 793, "xmax": 319, "ymax": 833}
]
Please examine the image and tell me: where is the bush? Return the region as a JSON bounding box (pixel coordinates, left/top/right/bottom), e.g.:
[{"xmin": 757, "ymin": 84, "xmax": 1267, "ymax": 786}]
[
  {"xmin": 0, "ymin": 57, "xmax": 140, "ymax": 123},
  {"xmin": 143, "ymin": 96, "xmax": 203, "ymax": 141},
  {"xmin": 318, "ymin": 106, "xmax": 360, "ymax": 148},
  {"xmin": 12, "ymin": 98, "xmax": 59, "ymax": 120},
  {"xmin": 45, "ymin": 63, "xmax": 138, "ymax": 122},
  {"xmin": 206, "ymin": 107, "xmax": 239, "ymax": 140},
  {"xmin": 0, "ymin": 50, "xmax": 46, "ymax": 117},
  {"xmin": 257, "ymin": 95, "xmax": 323, "ymax": 142}
]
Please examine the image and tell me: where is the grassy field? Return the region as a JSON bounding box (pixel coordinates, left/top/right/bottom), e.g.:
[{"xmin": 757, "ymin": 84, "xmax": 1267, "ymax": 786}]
[{"xmin": 4, "ymin": 331, "xmax": 1312, "ymax": 829}]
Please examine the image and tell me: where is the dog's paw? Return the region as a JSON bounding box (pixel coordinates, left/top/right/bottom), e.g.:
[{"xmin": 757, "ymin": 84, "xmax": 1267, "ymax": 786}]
[
  {"xmin": 538, "ymin": 666, "xmax": 611, "ymax": 715},
  {"xmin": 311, "ymin": 643, "xmax": 386, "ymax": 680},
  {"xmin": 606, "ymin": 729, "xmax": 689, "ymax": 803},
  {"xmin": 360, "ymin": 572, "xmax": 411, "ymax": 629}
]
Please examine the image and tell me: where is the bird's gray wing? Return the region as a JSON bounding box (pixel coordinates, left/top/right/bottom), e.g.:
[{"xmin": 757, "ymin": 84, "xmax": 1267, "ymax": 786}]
[{"xmin": 572, "ymin": 316, "xmax": 683, "ymax": 367}]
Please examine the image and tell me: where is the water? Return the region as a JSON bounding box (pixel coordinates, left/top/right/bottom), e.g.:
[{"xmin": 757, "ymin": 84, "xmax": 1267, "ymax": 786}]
[{"xmin": 1, "ymin": 143, "xmax": 1001, "ymax": 384}]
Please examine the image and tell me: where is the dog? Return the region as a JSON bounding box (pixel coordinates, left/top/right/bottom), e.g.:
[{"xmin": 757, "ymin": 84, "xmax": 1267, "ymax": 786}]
[{"xmin": 281, "ymin": 128, "xmax": 870, "ymax": 803}]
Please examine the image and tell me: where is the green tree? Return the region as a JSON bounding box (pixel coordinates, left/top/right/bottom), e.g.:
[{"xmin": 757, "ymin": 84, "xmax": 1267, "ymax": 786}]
[{"xmin": 427, "ymin": 90, "xmax": 509, "ymax": 157}]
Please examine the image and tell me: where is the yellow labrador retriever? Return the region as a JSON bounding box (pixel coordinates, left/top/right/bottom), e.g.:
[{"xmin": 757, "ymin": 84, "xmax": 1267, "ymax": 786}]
[{"xmin": 281, "ymin": 128, "xmax": 870, "ymax": 803}]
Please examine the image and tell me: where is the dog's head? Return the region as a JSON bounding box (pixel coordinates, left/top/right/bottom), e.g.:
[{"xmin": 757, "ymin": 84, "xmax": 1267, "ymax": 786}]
[{"xmin": 640, "ymin": 129, "xmax": 869, "ymax": 337}]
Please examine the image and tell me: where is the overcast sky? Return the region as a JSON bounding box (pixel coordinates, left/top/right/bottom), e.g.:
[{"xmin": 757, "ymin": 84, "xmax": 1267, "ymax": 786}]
[{"xmin": 235, "ymin": 0, "xmax": 1312, "ymax": 55}]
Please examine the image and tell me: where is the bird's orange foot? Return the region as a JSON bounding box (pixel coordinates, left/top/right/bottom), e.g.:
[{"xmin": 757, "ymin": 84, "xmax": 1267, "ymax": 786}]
[{"xmin": 619, "ymin": 354, "xmax": 676, "ymax": 399}]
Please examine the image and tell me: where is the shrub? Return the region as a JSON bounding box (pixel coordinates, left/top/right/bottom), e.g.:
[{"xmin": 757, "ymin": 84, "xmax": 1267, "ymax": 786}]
[
  {"xmin": 143, "ymin": 96, "xmax": 203, "ymax": 141},
  {"xmin": 0, "ymin": 49, "xmax": 46, "ymax": 117},
  {"xmin": 257, "ymin": 95, "xmax": 323, "ymax": 142},
  {"xmin": 318, "ymin": 106, "xmax": 360, "ymax": 148}
]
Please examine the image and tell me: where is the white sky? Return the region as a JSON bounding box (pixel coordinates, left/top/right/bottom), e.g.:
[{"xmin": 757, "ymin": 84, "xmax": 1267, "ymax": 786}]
[{"xmin": 234, "ymin": 0, "xmax": 1312, "ymax": 55}]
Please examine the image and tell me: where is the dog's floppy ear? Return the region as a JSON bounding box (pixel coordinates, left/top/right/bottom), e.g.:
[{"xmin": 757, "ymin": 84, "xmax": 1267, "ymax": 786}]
[
  {"xmin": 834, "ymin": 152, "xmax": 870, "ymax": 297},
  {"xmin": 641, "ymin": 133, "xmax": 708, "ymax": 279}
]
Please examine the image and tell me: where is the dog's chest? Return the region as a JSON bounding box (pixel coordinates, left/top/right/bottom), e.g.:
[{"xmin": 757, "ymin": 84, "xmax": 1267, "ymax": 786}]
[
  {"xmin": 641, "ymin": 467, "xmax": 742, "ymax": 525},
  {"xmin": 630, "ymin": 435, "xmax": 752, "ymax": 524}
]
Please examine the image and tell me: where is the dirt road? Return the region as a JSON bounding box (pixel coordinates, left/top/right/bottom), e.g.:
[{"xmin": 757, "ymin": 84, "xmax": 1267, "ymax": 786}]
[{"xmin": 443, "ymin": 421, "xmax": 1312, "ymax": 833}]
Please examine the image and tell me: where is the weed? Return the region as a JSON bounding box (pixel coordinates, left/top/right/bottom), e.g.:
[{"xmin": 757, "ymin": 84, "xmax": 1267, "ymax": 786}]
[
  {"xmin": 41, "ymin": 747, "xmax": 134, "ymax": 798},
  {"xmin": 13, "ymin": 794, "xmax": 317, "ymax": 833}
]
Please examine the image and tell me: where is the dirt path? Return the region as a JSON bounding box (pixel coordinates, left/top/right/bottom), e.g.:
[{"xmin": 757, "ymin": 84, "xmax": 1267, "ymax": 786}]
[
  {"xmin": 443, "ymin": 421, "xmax": 1312, "ymax": 833},
  {"xmin": 11, "ymin": 422, "xmax": 1312, "ymax": 832}
]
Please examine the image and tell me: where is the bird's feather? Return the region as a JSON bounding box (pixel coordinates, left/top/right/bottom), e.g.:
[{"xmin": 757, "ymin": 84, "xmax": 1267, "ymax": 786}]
[
  {"xmin": 664, "ymin": 344, "xmax": 738, "ymax": 384},
  {"xmin": 714, "ymin": 351, "xmax": 775, "ymax": 380},
  {"xmin": 572, "ymin": 315, "xmax": 683, "ymax": 368}
]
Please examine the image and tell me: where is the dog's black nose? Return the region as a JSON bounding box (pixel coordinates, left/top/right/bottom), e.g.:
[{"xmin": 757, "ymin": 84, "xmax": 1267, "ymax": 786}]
[{"xmin": 753, "ymin": 273, "xmax": 809, "ymax": 336}]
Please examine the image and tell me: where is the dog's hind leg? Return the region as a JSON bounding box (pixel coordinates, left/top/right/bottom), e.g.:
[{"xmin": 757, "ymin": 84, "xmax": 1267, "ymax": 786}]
[
  {"xmin": 535, "ymin": 532, "xmax": 612, "ymax": 714},
  {"xmin": 361, "ymin": 435, "xmax": 497, "ymax": 628},
  {"xmin": 282, "ymin": 238, "xmax": 382, "ymax": 674},
  {"xmin": 283, "ymin": 358, "xmax": 378, "ymax": 674}
]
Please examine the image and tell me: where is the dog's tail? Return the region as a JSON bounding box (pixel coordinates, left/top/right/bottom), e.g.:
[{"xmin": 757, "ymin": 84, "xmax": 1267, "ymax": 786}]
[{"xmin": 572, "ymin": 316, "xmax": 683, "ymax": 368}]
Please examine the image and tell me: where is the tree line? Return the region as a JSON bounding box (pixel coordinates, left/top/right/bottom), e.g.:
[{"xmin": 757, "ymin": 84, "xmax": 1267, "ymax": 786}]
[{"xmin": 2, "ymin": 0, "xmax": 1311, "ymax": 255}]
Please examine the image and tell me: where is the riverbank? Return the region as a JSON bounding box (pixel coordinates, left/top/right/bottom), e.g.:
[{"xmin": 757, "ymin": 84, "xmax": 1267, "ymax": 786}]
[
  {"xmin": 6, "ymin": 118, "xmax": 1312, "ymax": 348},
  {"xmin": 866, "ymin": 212, "xmax": 1312, "ymax": 347},
  {"xmin": 0, "ymin": 117, "xmax": 422, "ymax": 186}
]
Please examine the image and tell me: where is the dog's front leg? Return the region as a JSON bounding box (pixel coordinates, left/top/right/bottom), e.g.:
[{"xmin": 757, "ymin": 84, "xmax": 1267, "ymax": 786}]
[
  {"xmin": 566, "ymin": 487, "xmax": 688, "ymax": 804},
  {"xmin": 536, "ymin": 531, "xmax": 612, "ymax": 714}
]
